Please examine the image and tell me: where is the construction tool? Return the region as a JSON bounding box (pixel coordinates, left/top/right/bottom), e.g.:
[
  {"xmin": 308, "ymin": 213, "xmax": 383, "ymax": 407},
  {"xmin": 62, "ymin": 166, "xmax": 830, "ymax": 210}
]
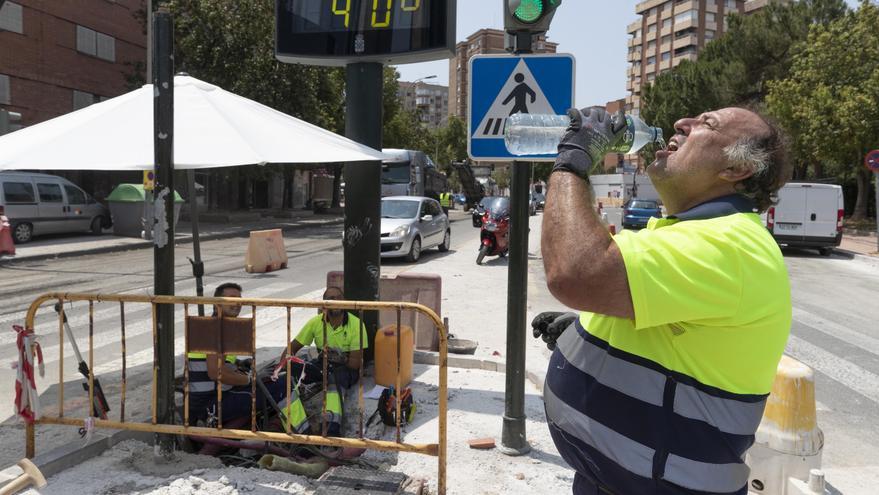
[
  {"xmin": 53, "ymin": 303, "xmax": 110, "ymax": 420},
  {"xmin": 0, "ymin": 459, "xmax": 47, "ymax": 495}
]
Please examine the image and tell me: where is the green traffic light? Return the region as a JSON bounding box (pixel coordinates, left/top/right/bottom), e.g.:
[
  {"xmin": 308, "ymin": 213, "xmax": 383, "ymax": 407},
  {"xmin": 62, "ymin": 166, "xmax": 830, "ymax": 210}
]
[{"xmin": 514, "ymin": 0, "xmax": 544, "ymax": 24}]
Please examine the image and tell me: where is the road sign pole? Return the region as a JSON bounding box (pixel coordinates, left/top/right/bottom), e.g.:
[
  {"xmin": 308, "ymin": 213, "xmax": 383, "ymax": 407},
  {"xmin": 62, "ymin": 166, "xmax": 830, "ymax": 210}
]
[
  {"xmin": 865, "ymin": 150, "xmax": 879, "ymax": 252},
  {"xmin": 500, "ymin": 35, "xmax": 533, "ymax": 457},
  {"xmin": 343, "ymin": 63, "xmax": 383, "ymax": 361},
  {"xmin": 152, "ymin": 6, "xmax": 175, "ymax": 453}
]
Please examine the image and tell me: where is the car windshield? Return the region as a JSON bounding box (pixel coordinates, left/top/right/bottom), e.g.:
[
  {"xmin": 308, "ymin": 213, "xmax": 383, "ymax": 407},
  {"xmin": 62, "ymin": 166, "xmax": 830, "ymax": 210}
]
[
  {"xmin": 630, "ymin": 200, "xmax": 658, "ymax": 209},
  {"xmin": 381, "ymin": 199, "xmax": 419, "ymax": 219},
  {"xmin": 382, "ymin": 162, "xmax": 410, "ymax": 184}
]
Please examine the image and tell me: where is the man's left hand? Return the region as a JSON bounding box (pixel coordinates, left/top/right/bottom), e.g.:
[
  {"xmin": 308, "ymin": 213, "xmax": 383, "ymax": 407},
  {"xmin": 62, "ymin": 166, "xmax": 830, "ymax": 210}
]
[
  {"xmin": 326, "ymin": 349, "xmax": 348, "ymax": 366},
  {"xmin": 553, "ymin": 106, "xmax": 627, "ymax": 181},
  {"xmin": 531, "ymin": 312, "xmax": 578, "ymax": 350}
]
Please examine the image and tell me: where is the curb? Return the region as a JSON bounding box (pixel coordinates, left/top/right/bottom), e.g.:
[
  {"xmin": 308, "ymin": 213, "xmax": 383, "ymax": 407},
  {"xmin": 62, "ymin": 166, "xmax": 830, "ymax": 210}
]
[
  {"xmin": 836, "ymin": 247, "xmax": 878, "ymax": 262},
  {"xmin": 2, "ymin": 211, "xmax": 471, "ymax": 264},
  {"xmin": 414, "ymin": 350, "xmax": 547, "ymax": 393},
  {"xmin": 1, "ymin": 218, "xmax": 345, "ymax": 264},
  {"xmin": 0, "ymin": 429, "xmax": 152, "ymax": 484}
]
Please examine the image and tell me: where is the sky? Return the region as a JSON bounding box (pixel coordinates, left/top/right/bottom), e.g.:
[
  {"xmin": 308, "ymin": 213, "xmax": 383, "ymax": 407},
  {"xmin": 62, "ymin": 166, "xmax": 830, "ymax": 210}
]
[{"xmin": 396, "ymin": 0, "xmax": 864, "ymax": 109}]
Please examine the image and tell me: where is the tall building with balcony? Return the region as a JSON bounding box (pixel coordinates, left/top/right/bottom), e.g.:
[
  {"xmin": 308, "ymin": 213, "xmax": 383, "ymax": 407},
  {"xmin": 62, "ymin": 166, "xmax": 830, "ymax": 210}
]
[
  {"xmin": 398, "ymin": 81, "xmax": 450, "ymax": 128},
  {"xmin": 626, "ymin": 0, "xmax": 773, "ymax": 115},
  {"xmin": 449, "ymin": 29, "xmax": 557, "ymax": 121}
]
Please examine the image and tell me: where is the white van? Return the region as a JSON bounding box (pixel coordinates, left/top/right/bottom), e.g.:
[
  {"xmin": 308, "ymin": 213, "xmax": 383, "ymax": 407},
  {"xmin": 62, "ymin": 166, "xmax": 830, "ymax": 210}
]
[
  {"xmin": 765, "ymin": 182, "xmax": 843, "ymax": 256},
  {"xmin": 0, "ymin": 171, "xmax": 111, "ymax": 244}
]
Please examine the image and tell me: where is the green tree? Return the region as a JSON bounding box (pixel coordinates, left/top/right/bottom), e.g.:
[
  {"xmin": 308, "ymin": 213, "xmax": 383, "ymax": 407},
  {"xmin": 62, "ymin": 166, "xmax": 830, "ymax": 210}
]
[
  {"xmin": 641, "ymin": 0, "xmax": 848, "ymax": 141},
  {"xmin": 767, "ymin": 1, "xmax": 879, "ymax": 220}
]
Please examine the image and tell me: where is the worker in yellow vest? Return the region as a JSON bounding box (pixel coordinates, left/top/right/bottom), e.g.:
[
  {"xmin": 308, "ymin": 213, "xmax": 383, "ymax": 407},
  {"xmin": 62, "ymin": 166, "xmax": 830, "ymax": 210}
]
[
  {"xmin": 439, "ymin": 191, "xmax": 452, "ymax": 215},
  {"xmin": 536, "ymin": 107, "xmax": 792, "ymax": 494},
  {"xmin": 278, "ymin": 286, "xmax": 368, "ymax": 437},
  {"xmin": 187, "ymin": 283, "xmax": 288, "ymax": 427}
]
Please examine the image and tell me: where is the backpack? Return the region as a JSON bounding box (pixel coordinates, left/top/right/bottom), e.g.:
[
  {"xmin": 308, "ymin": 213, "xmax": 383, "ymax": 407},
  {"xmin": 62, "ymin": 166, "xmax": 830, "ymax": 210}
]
[{"xmin": 377, "ymin": 386, "xmax": 416, "ymax": 427}]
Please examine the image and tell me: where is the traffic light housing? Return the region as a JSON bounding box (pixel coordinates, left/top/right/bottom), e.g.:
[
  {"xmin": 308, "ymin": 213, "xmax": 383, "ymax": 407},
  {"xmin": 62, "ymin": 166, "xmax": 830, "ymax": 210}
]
[
  {"xmin": 504, "ymin": 0, "xmax": 562, "ymax": 35},
  {"xmin": 0, "ymin": 108, "xmax": 22, "ymax": 136}
]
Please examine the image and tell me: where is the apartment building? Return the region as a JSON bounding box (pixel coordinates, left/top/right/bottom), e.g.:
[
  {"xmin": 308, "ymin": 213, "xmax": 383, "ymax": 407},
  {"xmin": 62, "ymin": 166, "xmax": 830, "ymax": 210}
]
[
  {"xmin": 0, "ymin": 0, "xmax": 146, "ymax": 127},
  {"xmin": 625, "ymin": 0, "xmax": 776, "ymax": 114},
  {"xmin": 448, "ymin": 29, "xmax": 557, "ymax": 121},
  {"xmin": 398, "ymin": 81, "xmax": 450, "ymax": 128}
]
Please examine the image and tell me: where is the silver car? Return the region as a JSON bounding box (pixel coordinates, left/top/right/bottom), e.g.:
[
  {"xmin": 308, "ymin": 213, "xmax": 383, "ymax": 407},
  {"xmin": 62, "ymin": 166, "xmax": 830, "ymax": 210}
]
[{"xmin": 380, "ymin": 196, "xmax": 450, "ymax": 262}]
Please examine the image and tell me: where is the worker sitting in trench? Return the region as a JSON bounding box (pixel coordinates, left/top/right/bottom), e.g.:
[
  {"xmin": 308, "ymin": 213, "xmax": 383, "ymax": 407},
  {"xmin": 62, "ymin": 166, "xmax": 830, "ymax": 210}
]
[
  {"xmin": 186, "ymin": 282, "xmax": 288, "ymax": 426},
  {"xmin": 276, "ymin": 286, "xmax": 368, "ymax": 437}
]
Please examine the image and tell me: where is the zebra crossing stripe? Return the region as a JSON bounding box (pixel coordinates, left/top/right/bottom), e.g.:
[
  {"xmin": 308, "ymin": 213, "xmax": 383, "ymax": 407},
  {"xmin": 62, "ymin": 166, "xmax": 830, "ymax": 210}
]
[{"xmin": 786, "ymin": 334, "xmax": 879, "ymax": 405}]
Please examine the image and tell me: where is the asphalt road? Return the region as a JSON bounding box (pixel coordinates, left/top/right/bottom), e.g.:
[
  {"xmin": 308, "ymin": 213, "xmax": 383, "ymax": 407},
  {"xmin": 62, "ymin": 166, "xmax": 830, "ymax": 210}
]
[{"xmin": 1, "ymin": 212, "xmax": 878, "ymax": 487}]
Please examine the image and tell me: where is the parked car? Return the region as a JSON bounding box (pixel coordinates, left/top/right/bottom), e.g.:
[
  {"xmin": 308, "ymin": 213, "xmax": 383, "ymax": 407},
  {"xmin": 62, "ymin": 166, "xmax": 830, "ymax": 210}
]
[
  {"xmin": 764, "ymin": 182, "xmax": 843, "ymax": 256},
  {"xmin": 0, "ymin": 171, "xmax": 111, "ymax": 243},
  {"xmin": 532, "ymin": 192, "xmax": 546, "ymax": 211},
  {"xmin": 454, "ymin": 193, "xmax": 467, "ymax": 206},
  {"xmin": 380, "ymin": 196, "xmax": 450, "ymax": 262},
  {"xmin": 622, "ymin": 198, "xmax": 662, "ymax": 230},
  {"xmin": 529, "ymin": 193, "xmax": 540, "ymax": 216}
]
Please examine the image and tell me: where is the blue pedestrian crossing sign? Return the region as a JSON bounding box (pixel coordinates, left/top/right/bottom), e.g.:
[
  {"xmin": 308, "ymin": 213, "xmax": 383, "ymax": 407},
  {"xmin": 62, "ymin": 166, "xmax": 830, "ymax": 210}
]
[{"xmin": 468, "ymin": 53, "xmax": 575, "ymax": 162}]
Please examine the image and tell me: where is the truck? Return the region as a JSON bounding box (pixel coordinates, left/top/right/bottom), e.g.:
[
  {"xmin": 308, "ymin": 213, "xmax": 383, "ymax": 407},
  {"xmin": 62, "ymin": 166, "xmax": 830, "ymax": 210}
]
[
  {"xmin": 381, "ymin": 149, "xmax": 448, "ymax": 200},
  {"xmin": 765, "ymin": 182, "xmax": 844, "ymax": 256}
]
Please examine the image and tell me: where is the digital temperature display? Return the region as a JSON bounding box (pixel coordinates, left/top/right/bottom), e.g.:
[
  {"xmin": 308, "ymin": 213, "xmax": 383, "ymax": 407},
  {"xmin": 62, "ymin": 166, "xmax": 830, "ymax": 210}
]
[{"xmin": 275, "ymin": 0, "xmax": 455, "ymax": 66}]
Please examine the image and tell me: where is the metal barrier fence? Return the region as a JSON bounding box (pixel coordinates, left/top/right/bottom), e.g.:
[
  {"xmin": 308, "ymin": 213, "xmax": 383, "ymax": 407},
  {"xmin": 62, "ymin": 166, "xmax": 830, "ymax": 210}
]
[{"xmin": 23, "ymin": 292, "xmax": 448, "ymax": 494}]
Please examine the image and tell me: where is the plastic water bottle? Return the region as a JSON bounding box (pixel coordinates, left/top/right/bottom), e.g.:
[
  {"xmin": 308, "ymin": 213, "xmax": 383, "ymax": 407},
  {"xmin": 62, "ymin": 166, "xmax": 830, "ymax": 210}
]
[{"xmin": 504, "ymin": 112, "xmax": 665, "ymax": 156}]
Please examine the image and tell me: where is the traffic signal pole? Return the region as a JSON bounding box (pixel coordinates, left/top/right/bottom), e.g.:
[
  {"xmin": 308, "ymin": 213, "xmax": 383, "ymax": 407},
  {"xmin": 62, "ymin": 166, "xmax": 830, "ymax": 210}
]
[
  {"xmin": 500, "ymin": 33, "xmax": 533, "ymax": 457},
  {"xmin": 343, "ymin": 63, "xmax": 383, "ymax": 360},
  {"xmin": 152, "ymin": 6, "xmax": 176, "ymax": 453}
]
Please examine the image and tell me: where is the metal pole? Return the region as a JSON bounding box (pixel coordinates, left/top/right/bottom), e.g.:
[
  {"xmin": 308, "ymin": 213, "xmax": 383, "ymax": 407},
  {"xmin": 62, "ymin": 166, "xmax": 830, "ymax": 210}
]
[
  {"xmin": 875, "ymin": 172, "xmax": 878, "ymax": 252},
  {"xmin": 152, "ymin": 6, "xmax": 176, "ymax": 452},
  {"xmin": 344, "ymin": 63, "xmax": 383, "ymax": 360},
  {"xmin": 500, "ymin": 31, "xmax": 533, "ymax": 457},
  {"xmin": 146, "ymin": 0, "xmax": 152, "ymax": 84},
  {"xmin": 187, "ymin": 169, "xmax": 205, "ymax": 316}
]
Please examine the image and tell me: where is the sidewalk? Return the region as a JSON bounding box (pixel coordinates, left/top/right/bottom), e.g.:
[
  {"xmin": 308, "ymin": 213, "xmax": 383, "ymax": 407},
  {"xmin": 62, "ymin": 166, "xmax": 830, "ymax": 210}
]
[{"xmin": 839, "ymin": 231, "xmax": 879, "ymax": 257}]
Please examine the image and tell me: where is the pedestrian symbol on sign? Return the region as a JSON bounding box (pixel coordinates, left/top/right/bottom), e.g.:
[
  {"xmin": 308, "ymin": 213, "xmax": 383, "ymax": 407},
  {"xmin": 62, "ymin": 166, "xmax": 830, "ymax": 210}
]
[
  {"xmin": 472, "ymin": 59, "xmax": 556, "ymax": 139},
  {"xmin": 503, "ymin": 74, "xmax": 536, "ymax": 115}
]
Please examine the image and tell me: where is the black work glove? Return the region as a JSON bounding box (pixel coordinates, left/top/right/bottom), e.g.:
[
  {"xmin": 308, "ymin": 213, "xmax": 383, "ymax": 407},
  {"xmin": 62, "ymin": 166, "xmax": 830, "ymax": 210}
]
[
  {"xmin": 531, "ymin": 312, "xmax": 578, "ymax": 351},
  {"xmin": 325, "ymin": 348, "xmax": 348, "ymax": 366},
  {"xmin": 235, "ymin": 358, "xmax": 253, "ymax": 372},
  {"xmin": 553, "ymin": 106, "xmax": 627, "ymax": 181}
]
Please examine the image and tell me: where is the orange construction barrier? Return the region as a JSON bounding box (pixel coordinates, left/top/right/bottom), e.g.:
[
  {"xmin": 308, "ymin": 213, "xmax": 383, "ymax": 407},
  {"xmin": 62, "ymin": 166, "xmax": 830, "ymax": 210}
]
[
  {"xmin": 0, "ymin": 214, "xmax": 15, "ymax": 256},
  {"xmin": 244, "ymin": 229, "xmax": 288, "ymax": 273}
]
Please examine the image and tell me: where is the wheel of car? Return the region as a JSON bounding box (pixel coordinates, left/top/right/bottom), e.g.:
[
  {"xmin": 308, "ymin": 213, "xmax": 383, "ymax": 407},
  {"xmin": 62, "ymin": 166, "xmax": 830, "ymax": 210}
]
[
  {"xmin": 12, "ymin": 223, "xmax": 33, "ymax": 244},
  {"xmin": 819, "ymin": 247, "xmax": 833, "ymax": 257},
  {"xmin": 90, "ymin": 216, "xmax": 105, "ymax": 235},
  {"xmin": 406, "ymin": 237, "xmax": 421, "ymax": 262},
  {"xmin": 438, "ymin": 230, "xmax": 451, "ymax": 252}
]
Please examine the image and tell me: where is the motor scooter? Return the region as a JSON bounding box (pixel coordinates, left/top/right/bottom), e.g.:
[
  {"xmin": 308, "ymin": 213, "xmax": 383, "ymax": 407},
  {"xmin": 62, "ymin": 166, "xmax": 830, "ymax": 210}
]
[{"xmin": 476, "ymin": 209, "xmax": 509, "ymax": 265}]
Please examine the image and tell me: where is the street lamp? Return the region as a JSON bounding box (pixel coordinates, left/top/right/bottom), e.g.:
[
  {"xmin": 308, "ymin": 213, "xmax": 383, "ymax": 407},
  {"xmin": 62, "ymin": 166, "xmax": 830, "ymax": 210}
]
[
  {"xmin": 412, "ymin": 75, "xmax": 437, "ymax": 85},
  {"xmin": 411, "ymin": 75, "xmax": 437, "ymax": 125}
]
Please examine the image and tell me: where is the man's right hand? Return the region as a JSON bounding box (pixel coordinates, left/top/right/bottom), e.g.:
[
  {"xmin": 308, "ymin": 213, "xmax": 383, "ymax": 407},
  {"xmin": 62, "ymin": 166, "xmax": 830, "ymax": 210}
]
[
  {"xmin": 531, "ymin": 312, "xmax": 578, "ymax": 350},
  {"xmin": 553, "ymin": 106, "xmax": 626, "ymax": 181}
]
